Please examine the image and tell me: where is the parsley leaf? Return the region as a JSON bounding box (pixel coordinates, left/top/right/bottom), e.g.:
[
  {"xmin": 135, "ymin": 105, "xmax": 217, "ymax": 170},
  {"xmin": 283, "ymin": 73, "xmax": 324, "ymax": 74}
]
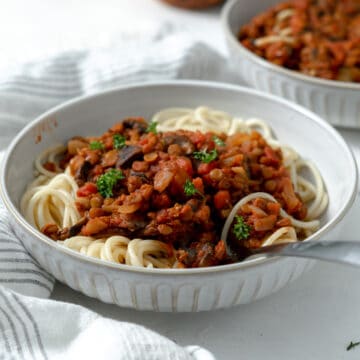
[
  {"xmin": 96, "ymin": 169, "xmax": 124, "ymax": 198},
  {"xmin": 347, "ymin": 341, "xmax": 360, "ymax": 351},
  {"xmin": 113, "ymin": 134, "xmax": 126, "ymax": 150},
  {"xmin": 183, "ymin": 179, "xmax": 204, "ymax": 199},
  {"xmin": 233, "ymin": 215, "xmax": 251, "ymax": 240},
  {"xmin": 146, "ymin": 121, "xmax": 158, "ymax": 134},
  {"xmin": 89, "ymin": 141, "xmax": 104, "ymax": 151},
  {"xmin": 213, "ymin": 135, "xmax": 225, "ymax": 147},
  {"xmin": 193, "ymin": 149, "xmax": 218, "ymax": 163}
]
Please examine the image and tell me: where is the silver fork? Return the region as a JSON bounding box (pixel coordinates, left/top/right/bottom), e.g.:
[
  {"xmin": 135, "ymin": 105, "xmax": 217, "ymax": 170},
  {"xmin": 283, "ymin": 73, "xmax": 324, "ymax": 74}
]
[{"xmin": 248, "ymin": 240, "xmax": 360, "ymax": 267}]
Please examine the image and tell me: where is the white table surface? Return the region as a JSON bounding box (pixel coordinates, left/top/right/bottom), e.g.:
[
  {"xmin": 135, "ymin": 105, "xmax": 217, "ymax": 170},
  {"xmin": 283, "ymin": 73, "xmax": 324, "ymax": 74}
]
[{"xmin": 3, "ymin": 1, "xmax": 360, "ymax": 359}]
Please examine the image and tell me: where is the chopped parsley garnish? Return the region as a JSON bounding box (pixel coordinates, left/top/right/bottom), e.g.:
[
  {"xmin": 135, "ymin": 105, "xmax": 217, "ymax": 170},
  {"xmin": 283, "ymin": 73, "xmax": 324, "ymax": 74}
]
[
  {"xmin": 113, "ymin": 134, "xmax": 126, "ymax": 150},
  {"xmin": 89, "ymin": 141, "xmax": 104, "ymax": 151},
  {"xmin": 146, "ymin": 121, "xmax": 158, "ymax": 134},
  {"xmin": 96, "ymin": 169, "xmax": 124, "ymax": 198},
  {"xmin": 233, "ymin": 215, "xmax": 251, "ymax": 240},
  {"xmin": 213, "ymin": 135, "xmax": 225, "ymax": 147},
  {"xmin": 184, "ymin": 179, "xmax": 204, "ymax": 199},
  {"xmin": 347, "ymin": 341, "xmax": 360, "ymax": 351},
  {"xmin": 193, "ymin": 149, "xmax": 218, "ymax": 163}
]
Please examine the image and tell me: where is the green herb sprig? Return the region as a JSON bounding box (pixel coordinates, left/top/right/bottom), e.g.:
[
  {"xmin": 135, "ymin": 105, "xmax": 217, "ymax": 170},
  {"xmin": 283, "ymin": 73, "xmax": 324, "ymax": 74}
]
[
  {"xmin": 193, "ymin": 149, "xmax": 218, "ymax": 163},
  {"xmin": 96, "ymin": 169, "xmax": 124, "ymax": 198},
  {"xmin": 89, "ymin": 141, "xmax": 104, "ymax": 151},
  {"xmin": 183, "ymin": 179, "xmax": 204, "ymax": 199},
  {"xmin": 233, "ymin": 215, "xmax": 251, "ymax": 240},
  {"xmin": 347, "ymin": 341, "xmax": 360, "ymax": 351},
  {"xmin": 146, "ymin": 121, "xmax": 158, "ymax": 134},
  {"xmin": 213, "ymin": 136, "xmax": 225, "ymax": 147},
  {"xmin": 113, "ymin": 134, "xmax": 126, "ymax": 150}
]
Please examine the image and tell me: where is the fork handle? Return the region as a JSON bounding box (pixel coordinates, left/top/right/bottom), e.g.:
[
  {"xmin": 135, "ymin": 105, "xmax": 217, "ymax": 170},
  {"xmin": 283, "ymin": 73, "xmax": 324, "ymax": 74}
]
[{"xmin": 251, "ymin": 240, "xmax": 360, "ymax": 267}]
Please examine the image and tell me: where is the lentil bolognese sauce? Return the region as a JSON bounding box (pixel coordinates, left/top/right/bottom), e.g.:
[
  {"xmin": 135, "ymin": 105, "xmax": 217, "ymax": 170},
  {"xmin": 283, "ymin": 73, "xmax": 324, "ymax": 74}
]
[
  {"xmin": 21, "ymin": 107, "xmax": 327, "ymax": 268},
  {"xmin": 238, "ymin": 0, "xmax": 360, "ymax": 82}
]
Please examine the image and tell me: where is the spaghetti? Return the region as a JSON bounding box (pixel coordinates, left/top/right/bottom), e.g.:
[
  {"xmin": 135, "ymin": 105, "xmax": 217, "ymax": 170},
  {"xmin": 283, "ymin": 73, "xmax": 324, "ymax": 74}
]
[
  {"xmin": 21, "ymin": 106, "xmax": 327, "ymax": 268},
  {"xmin": 59, "ymin": 236, "xmax": 174, "ymax": 268}
]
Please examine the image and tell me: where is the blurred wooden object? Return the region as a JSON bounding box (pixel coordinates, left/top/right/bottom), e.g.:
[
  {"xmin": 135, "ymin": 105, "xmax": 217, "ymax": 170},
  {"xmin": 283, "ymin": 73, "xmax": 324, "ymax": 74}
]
[{"xmin": 161, "ymin": 0, "xmax": 224, "ymax": 9}]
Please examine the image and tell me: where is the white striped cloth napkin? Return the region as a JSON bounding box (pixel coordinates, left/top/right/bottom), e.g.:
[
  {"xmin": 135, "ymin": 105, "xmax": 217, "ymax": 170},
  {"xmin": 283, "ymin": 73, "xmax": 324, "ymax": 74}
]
[{"xmin": 0, "ymin": 25, "xmax": 241, "ymax": 360}]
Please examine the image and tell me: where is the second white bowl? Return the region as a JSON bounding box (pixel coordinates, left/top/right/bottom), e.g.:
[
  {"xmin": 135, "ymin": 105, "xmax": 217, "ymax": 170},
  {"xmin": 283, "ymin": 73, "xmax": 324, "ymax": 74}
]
[{"xmin": 222, "ymin": 0, "xmax": 360, "ymax": 128}]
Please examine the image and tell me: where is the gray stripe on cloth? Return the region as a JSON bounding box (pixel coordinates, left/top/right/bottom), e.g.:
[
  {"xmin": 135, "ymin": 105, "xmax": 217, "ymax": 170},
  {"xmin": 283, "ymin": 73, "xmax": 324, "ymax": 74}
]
[
  {"xmin": 0, "ymin": 280, "xmax": 52, "ymax": 293},
  {"xmin": 0, "ymin": 269, "xmax": 53, "ymax": 284},
  {"xmin": 0, "ymin": 185, "xmax": 54, "ymax": 300},
  {"xmin": 0, "ymin": 305, "xmax": 24, "ymax": 359},
  {"xmin": 0, "ymin": 291, "xmax": 36, "ymax": 360},
  {"xmin": 0, "ymin": 240, "xmax": 24, "ymax": 247},
  {"xmin": 12, "ymin": 293, "xmax": 48, "ymax": 360},
  {"xmin": 0, "ymin": 318, "xmax": 11, "ymax": 355},
  {"xmin": 0, "ymin": 249, "xmax": 30, "ymax": 255},
  {"xmin": 0, "ymin": 259, "xmax": 39, "ymax": 264},
  {"xmin": 0, "ymin": 58, "xmax": 185, "ymax": 90}
]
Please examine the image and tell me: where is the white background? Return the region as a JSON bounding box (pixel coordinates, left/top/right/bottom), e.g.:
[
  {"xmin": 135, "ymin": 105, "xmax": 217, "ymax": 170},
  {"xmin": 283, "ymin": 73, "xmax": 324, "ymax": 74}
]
[{"xmin": 3, "ymin": 1, "xmax": 360, "ymax": 359}]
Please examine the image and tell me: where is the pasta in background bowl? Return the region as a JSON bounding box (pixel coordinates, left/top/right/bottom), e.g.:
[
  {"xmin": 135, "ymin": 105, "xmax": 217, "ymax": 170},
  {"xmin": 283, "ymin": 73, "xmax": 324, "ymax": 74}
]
[{"xmin": 0, "ymin": 81, "xmax": 357, "ymax": 311}]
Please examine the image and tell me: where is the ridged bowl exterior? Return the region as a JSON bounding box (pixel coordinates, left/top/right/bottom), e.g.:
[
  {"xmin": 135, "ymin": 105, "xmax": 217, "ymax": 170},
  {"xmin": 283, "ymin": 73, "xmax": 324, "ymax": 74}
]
[
  {"xmin": 1, "ymin": 81, "xmax": 357, "ymax": 312},
  {"xmin": 222, "ymin": 0, "xmax": 360, "ymax": 128},
  {"xmin": 10, "ymin": 215, "xmax": 320, "ymax": 312}
]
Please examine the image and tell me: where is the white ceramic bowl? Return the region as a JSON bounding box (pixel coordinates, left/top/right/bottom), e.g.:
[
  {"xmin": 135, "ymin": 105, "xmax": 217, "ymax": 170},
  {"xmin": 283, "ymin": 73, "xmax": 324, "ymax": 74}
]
[
  {"xmin": 0, "ymin": 81, "xmax": 357, "ymax": 312},
  {"xmin": 222, "ymin": 0, "xmax": 360, "ymax": 128}
]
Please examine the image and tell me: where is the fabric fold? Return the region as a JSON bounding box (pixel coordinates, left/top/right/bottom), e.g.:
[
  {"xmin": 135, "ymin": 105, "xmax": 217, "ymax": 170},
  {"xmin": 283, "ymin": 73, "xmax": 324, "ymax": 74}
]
[
  {"xmin": 0, "ymin": 28, "xmax": 242, "ymax": 149},
  {"xmin": 0, "ymin": 286, "xmax": 214, "ymax": 360}
]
